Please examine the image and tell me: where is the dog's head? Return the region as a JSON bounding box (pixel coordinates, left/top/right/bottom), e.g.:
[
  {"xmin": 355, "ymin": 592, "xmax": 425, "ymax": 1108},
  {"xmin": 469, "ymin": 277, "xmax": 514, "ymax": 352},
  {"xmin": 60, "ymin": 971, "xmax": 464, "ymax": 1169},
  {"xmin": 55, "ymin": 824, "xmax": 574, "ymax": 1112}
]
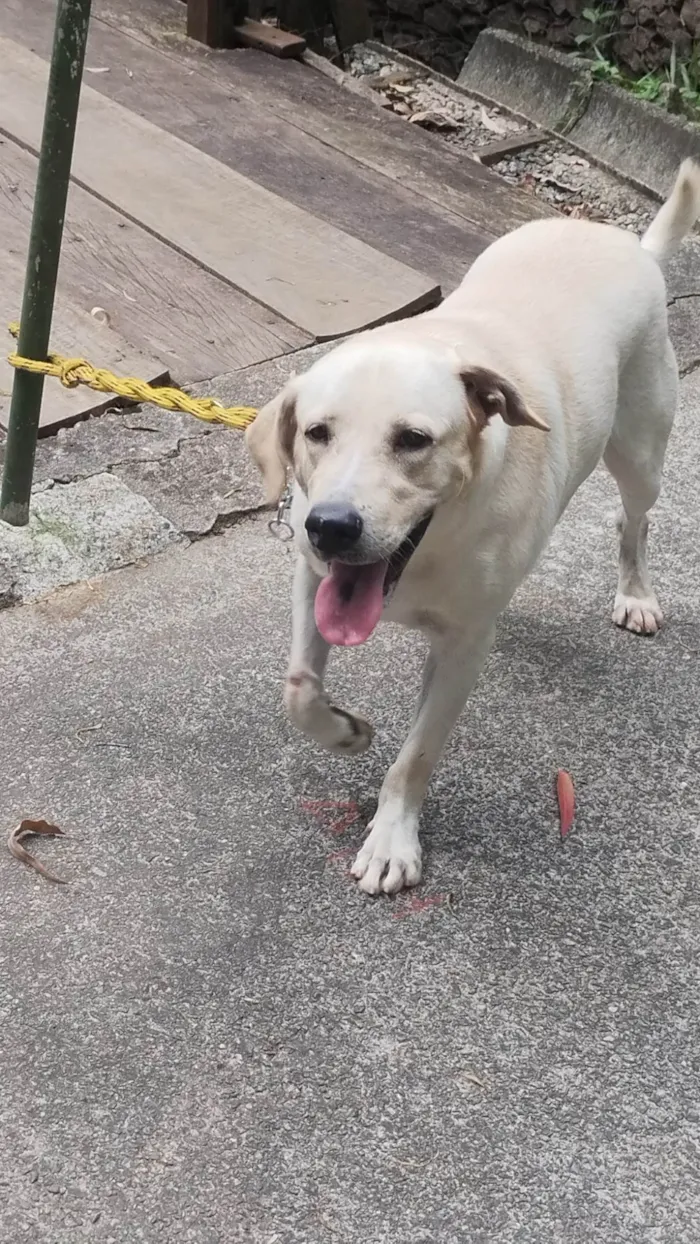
[{"xmin": 246, "ymin": 338, "xmax": 548, "ymax": 645}]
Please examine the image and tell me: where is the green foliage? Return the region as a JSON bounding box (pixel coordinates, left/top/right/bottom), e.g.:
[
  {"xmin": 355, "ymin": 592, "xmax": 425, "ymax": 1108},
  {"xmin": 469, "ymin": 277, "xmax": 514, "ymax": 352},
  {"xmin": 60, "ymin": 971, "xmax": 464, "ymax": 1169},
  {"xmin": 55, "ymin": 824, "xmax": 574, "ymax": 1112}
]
[
  {"xmin": 572, "ymin": 7, "xmax": 700, "ymax": 124},
  {"xmin": 574, "ymin": 5, "xmax": 619, "ymax": 54}
]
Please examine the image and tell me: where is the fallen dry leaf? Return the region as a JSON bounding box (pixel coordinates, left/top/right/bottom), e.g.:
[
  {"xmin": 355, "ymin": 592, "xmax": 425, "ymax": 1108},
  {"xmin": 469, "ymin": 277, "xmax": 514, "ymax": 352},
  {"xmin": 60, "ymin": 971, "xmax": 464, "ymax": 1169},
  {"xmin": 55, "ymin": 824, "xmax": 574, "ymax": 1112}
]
[
  {"xmin": 368, "ymin": 68, "xmax": 419, "ymax": 88},
  {"xmin": 7, "ymin": 818, "xmax": 69, "ymax": 884},
  {"xmin": 556, "ymin": 771, "xmax": 575, "ymax": 840},
  {"xmin": 409, "ymin": 109, "xmax": 459, "ymax": 131},
  {"xmin": 479, "ymin": 106, "xmax": 508, "ymax": 136},
  {"xmin": 563, "ymin": 202, "xmax": 602, "ymax": 222},
  {"xmin": 462, "ymin": 1071, "xmax": 487, "ymax": 1088}
]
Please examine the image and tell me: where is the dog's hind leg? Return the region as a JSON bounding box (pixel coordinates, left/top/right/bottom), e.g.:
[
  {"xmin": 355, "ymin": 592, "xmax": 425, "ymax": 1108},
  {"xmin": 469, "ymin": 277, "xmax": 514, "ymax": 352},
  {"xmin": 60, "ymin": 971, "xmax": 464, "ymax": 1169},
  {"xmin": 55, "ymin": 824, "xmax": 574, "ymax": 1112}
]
[
  {"xmin": 285, "ymin": 555, "xmax": 374, "ymax": 754},
  {"xmin": 604, "ymin": 337, "xmax": 676, "ymax": 636}
]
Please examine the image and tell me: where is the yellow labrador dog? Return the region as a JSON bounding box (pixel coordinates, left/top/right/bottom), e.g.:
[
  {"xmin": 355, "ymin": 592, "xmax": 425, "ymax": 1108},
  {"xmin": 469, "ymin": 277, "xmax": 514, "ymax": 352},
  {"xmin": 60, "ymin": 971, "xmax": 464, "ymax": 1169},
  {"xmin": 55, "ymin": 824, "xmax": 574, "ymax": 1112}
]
[{"xmin": 247, "ymin": 160, "xmax": 700, "ymax": 896}]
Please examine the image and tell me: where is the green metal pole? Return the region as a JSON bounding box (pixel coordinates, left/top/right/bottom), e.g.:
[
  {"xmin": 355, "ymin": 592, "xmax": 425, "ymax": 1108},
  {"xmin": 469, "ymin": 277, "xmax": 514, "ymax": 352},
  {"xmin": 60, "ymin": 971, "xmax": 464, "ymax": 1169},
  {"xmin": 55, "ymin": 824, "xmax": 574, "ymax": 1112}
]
[{"xmin": 0, "ymin": 0, "xmax": 92, "ymax": 527}]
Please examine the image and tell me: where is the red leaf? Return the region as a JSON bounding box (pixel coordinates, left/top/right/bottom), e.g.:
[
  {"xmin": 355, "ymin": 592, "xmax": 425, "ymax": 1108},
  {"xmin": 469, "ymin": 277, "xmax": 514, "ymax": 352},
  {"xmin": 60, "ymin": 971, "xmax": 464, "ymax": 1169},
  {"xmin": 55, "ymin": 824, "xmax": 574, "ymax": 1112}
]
[{"xmin": 556, "ymin": 770, "xmax": 575, "ymax": 840}]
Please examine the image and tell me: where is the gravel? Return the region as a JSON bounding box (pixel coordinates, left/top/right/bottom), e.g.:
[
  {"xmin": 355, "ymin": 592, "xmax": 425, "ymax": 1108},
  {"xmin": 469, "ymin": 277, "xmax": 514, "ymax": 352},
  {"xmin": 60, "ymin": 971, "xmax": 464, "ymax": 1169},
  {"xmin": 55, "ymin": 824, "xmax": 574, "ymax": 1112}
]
[
  {"xmin": 346, "ymin": 41, "xmax": 661, "ymax": 232},
  {"xmin": 495, "ymin": 141, "xmax": 657, "ymax": 232},
  {"xmin": 347, "ymin": 43, "xmax": 527, "ymax": 149}
]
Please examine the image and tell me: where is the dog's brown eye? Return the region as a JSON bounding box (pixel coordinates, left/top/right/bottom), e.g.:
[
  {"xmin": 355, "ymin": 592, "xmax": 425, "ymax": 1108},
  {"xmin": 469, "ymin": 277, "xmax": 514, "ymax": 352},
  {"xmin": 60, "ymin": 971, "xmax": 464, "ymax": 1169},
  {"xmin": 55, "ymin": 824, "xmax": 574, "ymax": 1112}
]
[
  {"xmin": 395, "ymin": 428, "xmax": 433, "ymax": 451},
  {"xmin": 305, "ymin": 423, "xmax": 330, "ymax": 445}
]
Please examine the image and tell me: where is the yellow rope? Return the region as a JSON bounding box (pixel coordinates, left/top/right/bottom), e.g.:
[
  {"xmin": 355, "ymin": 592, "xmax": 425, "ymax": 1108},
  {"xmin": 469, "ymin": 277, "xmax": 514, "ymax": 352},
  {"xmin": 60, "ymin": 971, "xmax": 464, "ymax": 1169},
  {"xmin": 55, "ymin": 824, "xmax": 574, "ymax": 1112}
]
[{"xmin": 7, "ymin": 323, "xmax": 257, "ymax": 430}]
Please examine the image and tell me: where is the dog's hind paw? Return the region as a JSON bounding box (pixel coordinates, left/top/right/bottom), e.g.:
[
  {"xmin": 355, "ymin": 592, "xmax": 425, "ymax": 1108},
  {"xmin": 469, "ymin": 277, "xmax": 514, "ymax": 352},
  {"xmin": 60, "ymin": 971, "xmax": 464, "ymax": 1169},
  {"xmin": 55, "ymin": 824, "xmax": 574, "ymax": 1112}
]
[
  {"xmin": 612, "ymin": 593, "xmax": 663, "ymax": 636},
  {"xmin": 351, "ymin": 817, "xmax": 422, "ymax": 895}
]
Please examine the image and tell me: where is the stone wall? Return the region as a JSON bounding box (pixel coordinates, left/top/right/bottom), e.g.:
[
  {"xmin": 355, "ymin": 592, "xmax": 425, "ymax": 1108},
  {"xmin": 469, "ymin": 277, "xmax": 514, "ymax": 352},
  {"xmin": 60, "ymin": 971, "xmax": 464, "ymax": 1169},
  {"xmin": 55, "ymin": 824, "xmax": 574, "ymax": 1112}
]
[{"xmin": 369, "ymin": 0, "xmax": 700, "ymax": 80}]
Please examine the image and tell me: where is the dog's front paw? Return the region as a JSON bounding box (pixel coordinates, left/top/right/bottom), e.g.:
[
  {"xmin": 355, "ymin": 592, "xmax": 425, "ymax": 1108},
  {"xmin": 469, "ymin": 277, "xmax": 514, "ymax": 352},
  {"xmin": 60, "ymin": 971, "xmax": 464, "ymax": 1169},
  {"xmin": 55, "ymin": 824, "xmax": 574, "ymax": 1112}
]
[
  {"xmin": 286, "ymin": 674, "xmax": 373, "ymax": 755},
  {"xmin": 351, "ymin": 816, "xmax": 422, "ymax": 895},
  {"xmin": 612, "ymin": 593, "xmax": 663, "ymax": 635},
  {"xmin": 324, "ymin": 706, "xmax": 374, "ymax": 754}
]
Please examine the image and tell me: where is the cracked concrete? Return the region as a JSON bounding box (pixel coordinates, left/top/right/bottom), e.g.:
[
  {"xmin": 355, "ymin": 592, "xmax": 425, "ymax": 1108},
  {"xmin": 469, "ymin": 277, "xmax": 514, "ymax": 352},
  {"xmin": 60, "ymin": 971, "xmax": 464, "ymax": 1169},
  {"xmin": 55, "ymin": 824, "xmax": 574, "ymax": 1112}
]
[
  {"xmin": 29, "ymin": 406, "xmax": 211, "ymax": 487},
  {"xmin": 0, "ymin": 339, "xmax": 339, "ymax": 598},
  {"xmin": 669, "ymin": 305, "xmax": 700, "ymax": 375},
  {"xmin": 0, "ymin": 337, "xmax": 347, "ymax": 600},
  {"xmin": 665, "ymin": 242, "xmax": 700, "ymax": 376},
  {"xmin": 112, "ymin": 428, "xmax": 264, "ymax": 538}
]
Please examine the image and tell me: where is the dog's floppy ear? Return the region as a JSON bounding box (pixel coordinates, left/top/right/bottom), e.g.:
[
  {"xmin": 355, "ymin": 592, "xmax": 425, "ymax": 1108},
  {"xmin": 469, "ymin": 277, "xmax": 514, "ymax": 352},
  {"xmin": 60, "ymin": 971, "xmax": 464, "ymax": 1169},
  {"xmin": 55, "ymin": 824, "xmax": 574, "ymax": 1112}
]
[
  {"xmin": 460, "ymin": 366, "xmax": 550, "ymax": 432},
  {"xmin": 245, "ymin": 380, "xmax": 298, "ymax": 504}
]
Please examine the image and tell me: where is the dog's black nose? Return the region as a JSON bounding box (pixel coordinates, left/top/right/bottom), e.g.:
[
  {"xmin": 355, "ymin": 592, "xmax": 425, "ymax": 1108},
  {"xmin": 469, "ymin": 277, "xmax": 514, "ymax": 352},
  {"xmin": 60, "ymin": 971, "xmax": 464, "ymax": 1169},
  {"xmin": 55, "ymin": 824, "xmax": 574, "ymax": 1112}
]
[{"xmin": 305, "ymin": 504, "xmax": 363, "ymax": 556}]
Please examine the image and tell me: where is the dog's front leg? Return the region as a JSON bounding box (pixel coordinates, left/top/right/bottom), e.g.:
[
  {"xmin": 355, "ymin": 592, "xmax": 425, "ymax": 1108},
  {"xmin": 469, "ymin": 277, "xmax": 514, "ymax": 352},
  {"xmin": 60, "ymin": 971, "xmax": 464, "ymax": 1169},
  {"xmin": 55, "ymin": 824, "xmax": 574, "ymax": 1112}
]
[
  {"xmin": 284, "ymin": 555, "xmax": 374, "ymax": 755},
  {"xmin": 352, "ymin": 626, "xmax": 495, "ymax": 895}
]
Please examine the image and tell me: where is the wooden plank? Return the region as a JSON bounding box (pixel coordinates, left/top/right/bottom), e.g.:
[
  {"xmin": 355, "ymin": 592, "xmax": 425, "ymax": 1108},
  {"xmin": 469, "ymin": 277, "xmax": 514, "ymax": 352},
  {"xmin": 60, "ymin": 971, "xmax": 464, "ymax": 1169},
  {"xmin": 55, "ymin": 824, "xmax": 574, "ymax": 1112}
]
[
  {"xmin": 225, "ymin": 53, "xmax": 556, "ymax": 234},
  {"xmin": 187, "ymin": 0, "xmax": 227, "ymax": 46},
  {"xmin": 0, "ymin": 0, "xmax": 494, "ymax": 292},
  {"xmin": 0, "ymin": 2, "xmax": 546, "ymax": 239},
  {"xmin": 232, "ymin": 18, "xmax": 306, "ymax": 58},
  {"xmin": 0, "ymin": 136, "xmax": 311, "ymax": 385},
  {"xmin": 0, "ymin": 250, "xmax": 169, "ymax": 433},
  {"xmin": 88, "ymin": 0, "xmax": 553, "ymax": 237},
  {"xmin": 475, "ymin": 129, "xmax": 548, "ymax": 167},
  {"xmin": 0, "ymin": 36, "xmax": 440, "ymax": 340}
]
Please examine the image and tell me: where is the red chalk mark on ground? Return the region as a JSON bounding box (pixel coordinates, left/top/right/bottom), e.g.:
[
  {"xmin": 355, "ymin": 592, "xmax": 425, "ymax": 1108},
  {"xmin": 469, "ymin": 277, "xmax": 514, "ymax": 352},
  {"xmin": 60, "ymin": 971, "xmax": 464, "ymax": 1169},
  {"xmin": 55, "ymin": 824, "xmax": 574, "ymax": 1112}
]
[
  {"xmin": 325, "ymin": 845, "xmax": 357, "ymax": 883},
  {"xmin": 300, "ymin": 797, "xmax": 361, "ymax": 836},
  {"xmin": 326, "ymin": 846, "xmax": 355, "ymax": 864},
  {"xmin": 392, "ymin": 893, "xmax": 451, "ymax": 920}
]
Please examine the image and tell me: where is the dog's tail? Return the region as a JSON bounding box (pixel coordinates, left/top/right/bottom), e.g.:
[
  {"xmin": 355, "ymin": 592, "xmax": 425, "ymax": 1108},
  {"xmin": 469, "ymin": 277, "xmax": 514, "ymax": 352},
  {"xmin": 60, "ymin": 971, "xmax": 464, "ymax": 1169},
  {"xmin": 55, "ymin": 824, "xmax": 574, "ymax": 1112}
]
[{"xmin": 641, "ymin": 159, "xmax": 700, "ymax": 262}]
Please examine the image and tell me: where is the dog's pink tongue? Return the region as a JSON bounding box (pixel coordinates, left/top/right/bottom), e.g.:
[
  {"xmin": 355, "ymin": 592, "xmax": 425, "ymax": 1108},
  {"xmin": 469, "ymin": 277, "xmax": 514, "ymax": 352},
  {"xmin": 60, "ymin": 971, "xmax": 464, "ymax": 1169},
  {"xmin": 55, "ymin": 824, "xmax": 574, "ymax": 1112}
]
[{"xmin": 315, "ymin": 561, "xmax": 388, "ymax": 647}]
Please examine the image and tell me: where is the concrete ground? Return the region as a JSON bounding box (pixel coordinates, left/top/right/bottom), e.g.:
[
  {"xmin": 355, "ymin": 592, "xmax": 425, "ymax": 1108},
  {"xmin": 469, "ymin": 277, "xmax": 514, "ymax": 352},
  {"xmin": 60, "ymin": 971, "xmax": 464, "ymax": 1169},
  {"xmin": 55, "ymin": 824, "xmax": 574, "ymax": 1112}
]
[{"xmin": 2, "ymin": 333, "xmax": 700, "ymax": 1240}]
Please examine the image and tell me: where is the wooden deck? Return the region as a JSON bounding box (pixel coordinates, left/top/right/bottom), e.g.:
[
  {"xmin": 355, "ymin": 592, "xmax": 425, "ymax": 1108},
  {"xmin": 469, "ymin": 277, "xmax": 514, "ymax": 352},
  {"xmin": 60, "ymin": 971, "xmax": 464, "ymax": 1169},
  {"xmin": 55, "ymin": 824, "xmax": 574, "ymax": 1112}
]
[{"xmin": 0, "ymin": 0, "xmax": 547, "ymax": 432}]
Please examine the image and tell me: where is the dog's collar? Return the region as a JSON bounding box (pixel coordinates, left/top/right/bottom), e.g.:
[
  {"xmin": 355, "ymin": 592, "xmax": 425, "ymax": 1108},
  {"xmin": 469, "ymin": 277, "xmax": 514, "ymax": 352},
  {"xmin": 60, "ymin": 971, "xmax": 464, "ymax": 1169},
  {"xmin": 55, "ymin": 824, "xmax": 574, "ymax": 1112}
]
[{"xmin": 268, "ymin": 483, "xmax": 294, "ymax": 542}]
